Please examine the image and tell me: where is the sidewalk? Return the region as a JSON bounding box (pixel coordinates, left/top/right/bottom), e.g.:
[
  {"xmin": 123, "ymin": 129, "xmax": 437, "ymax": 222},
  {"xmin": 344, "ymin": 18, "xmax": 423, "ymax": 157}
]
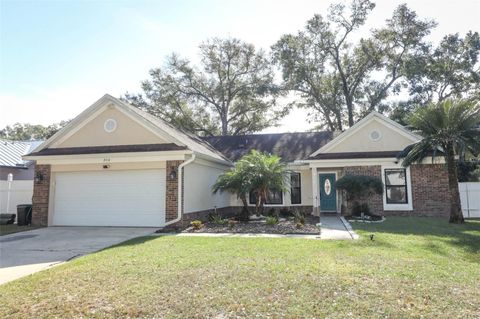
[{"xmin": 319, "ymin": 215, "xmax": 359, "ymax": 240}]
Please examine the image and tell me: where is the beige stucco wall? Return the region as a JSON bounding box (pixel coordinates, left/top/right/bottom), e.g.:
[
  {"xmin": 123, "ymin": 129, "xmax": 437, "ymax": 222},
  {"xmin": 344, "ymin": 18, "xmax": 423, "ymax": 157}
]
[
  {"xmin": 298, "ymin": 168, "xmax": 313, "ymax": 206},
  {"xmin": 183, "ymin": 161, "xmax": 231, "ymax": 213},
  {"xmin": 55, "ymin": 108, "xmax": 168, "ymax": 148},
  {"xmin": 328, "ymin": 120, "xmax": 414, "ymax": 153}
]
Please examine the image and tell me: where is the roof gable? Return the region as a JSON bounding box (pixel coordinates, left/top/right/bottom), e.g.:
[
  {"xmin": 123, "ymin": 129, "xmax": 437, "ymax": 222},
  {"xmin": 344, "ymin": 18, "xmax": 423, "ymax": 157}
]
[
  {"xmin": 310, "ymin": 112, "xmax": 421, "ymax": 157},
  {"xmin": 30, "ymin": 95, "xmax": 229, "ymax": 163},
  {"xmin": 54, "ymin": 106, "xmax": 170, "ymax": 148}
]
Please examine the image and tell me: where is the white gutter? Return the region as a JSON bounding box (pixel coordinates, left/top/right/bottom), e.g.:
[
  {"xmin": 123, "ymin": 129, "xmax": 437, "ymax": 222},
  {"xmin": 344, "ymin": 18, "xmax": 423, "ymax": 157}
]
[{"xmin": 164, "ymin": 153, "xmax": 196, "ymax": 227}]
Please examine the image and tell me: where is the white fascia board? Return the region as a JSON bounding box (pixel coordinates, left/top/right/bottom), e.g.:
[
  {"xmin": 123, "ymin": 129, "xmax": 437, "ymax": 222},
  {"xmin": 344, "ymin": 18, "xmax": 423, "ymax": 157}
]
[
  {"xmin": 194, "ymin": 153, "xmax": 233, "ymax": 167},
  {"xmin": 30, "ymin": 95, "xmax": 114, "ymax": 153},
  {"xmin": 32, "ymin": 94, "xmax": 188, "ymax": 153},
  {"xmin": 286, "ymin": 163, "xmax": 310, "ymax": 170},
  {"xmin": 305, "ymin": 157, "xmax": 400, "ymax": 168},
  {"xmin": 50, "ymin": 104, "xmax": 113, "ymax": 148},
  {"xmin": 113, "ymin": 98, "xmax": 186, "ymax": 147},
  {"xmin": 191, "ymin": 155, "xmax": 232, "ymax": 170},
  {"xmin": 25, "ymin": 150, "xmax": 192, "ymax": 165}
]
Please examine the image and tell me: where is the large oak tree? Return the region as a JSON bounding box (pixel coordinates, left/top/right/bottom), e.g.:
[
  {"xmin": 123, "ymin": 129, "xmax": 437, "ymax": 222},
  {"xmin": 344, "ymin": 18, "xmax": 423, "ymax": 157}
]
[
  {"xmin": 272, "ymin": 0, "xmax": 435, "ymax": 130},
  {"xmin": 408, "ymin": 31, "xmax": 480, "ymax": 104},
  {"xmin": 390, "ymin": 32, "xmax": 480, "ymax": 125},
  {"xmin": 125, "ymin": 38, "xmax": 284, "ymax": 136}
]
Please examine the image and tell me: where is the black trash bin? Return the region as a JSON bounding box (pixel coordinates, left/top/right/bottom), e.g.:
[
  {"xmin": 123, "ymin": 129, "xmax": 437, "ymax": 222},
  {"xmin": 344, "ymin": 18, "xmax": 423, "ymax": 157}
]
[{"xmin": 17, "ymin": 204, "xmax": 32, "ymax": 226}]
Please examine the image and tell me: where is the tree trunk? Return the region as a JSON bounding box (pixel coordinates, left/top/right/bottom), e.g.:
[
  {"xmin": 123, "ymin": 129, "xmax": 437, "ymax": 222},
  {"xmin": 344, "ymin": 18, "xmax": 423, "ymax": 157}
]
[
  {"xmin": 446, "ymin": 145, "xmax": 464, "ymax": 223},
  {"xmin": 221, "ymin": 118, "xmax": 228, "ymax": 136},
  {"xmin": 346, "ymin": 98, "xmax": 354, "ymax": 127},
  {"xmin": 239, "ymin": 195, "xmax": 250, "ymax": 221},
  {"xmin": 255, "ymin": 192, "xmax": 261, "ymax": 216}
]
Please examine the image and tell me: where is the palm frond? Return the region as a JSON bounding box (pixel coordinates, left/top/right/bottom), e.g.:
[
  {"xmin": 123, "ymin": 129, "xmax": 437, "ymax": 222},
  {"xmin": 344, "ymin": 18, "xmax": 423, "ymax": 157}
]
[{"xmin": 403, "ymin": 99, "xmax": 480, "ymax": 165}]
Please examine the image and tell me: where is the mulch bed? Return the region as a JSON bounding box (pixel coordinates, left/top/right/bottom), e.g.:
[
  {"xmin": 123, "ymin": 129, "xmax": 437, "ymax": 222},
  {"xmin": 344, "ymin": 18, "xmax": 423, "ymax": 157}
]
[{"xmin": 183, "ymin": 215, "xmax": 321, "ymax": 235}]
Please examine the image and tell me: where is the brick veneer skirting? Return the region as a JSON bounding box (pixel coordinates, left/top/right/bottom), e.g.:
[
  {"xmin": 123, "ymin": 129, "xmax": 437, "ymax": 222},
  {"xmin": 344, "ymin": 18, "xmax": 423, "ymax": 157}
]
[
  {"xmin": 32, "ymin": 164, "xmax": 51, "ymax": 226},
  {"xmin": 343, "ymin": 164, "xmax": 450, "ymax": 217},
  {"xmin": 165, "ymin": 160, "xmax": 184, "ymax": 222}
]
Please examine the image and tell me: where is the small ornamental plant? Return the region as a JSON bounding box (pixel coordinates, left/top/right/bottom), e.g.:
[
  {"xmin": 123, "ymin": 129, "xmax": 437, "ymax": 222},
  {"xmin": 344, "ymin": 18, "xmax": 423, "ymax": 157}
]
[
  {"xmin": 265, "ymin": 216, "xmax": 279, "ymax": 226},
  {"xmin": 292, "ymin": 210, "xmax": 306, "ymax": 226},
  {"xmin": 190, "ymin": 220, "xmax": 203, "ymax": 230},
  {"xmin": 228, "ymin": 219, "xmax": 238, "ymax": 230},
  {"xmin": 210, "ymin": 214, "xmax": 228, "ymax": 226}
]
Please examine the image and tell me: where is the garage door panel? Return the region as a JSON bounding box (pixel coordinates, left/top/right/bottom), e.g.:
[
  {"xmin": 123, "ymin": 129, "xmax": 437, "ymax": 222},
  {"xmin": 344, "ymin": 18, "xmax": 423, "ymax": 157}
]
[{"xmin": 53, "ymin": 170, "xmax": 166, "ymax": 227}]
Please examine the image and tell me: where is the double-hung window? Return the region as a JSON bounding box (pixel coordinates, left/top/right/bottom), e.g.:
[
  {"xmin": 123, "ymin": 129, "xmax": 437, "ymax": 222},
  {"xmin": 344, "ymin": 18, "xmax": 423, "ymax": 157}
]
[
  {"xmin": 384, "ymin": 169, "xmax": 408, "ymax": 204},
  {"xmin": 290, "ymin": 172, "xmax": 301, "ymax": 204}
]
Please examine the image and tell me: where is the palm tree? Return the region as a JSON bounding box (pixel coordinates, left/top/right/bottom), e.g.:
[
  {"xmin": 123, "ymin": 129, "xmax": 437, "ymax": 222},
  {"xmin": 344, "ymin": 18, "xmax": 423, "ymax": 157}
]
[
  {"xmin": 401, "ymin": 99, "xmax": 480, "ymax": 223},
  {"xmin": 212, "ymin": 163, "xmax": 252, "ymax": 221},
  {"xmin": 240, "ymin": 150, "xmax": 290, "ymax": 215}
]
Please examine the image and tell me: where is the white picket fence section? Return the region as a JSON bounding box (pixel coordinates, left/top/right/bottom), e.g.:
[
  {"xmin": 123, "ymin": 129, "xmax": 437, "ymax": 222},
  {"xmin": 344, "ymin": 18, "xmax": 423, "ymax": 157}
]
[
  {"xmin": 459, "ymin": 182, "xmax": 480, "ymax": 218},
  {"xmin": 0, "ymin": 180, "xmax": 34, "ymax": 218}
]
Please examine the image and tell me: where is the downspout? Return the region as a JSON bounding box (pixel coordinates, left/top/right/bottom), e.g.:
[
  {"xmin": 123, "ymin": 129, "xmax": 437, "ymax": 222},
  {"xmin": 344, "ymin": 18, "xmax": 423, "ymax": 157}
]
[{"xmin": 164, "ymin": 154, "xmax": 196, "ymax": 227}]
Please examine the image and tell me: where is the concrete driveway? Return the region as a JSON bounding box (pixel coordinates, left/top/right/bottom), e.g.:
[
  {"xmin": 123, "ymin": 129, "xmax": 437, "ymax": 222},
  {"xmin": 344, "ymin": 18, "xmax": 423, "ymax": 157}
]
[{"xmin": 0, "ymin": 227, "xmax": 155, "ymax": 285}]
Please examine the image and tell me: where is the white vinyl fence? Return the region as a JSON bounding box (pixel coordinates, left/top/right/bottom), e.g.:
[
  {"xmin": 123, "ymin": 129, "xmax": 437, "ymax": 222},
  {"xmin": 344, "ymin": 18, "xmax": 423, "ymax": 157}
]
[
  {"xmin": 0, "ymin": 180, "xmax": 34, "ymax": 218},
  {"xmin": 459, "ymin": 182, "xmax": 480, "ymax": 218}
]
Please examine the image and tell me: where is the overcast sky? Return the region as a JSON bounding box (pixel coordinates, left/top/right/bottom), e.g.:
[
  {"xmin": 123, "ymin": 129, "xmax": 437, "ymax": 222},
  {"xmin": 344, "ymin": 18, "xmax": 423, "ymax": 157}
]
[{"xmin": 1, "ymin": 0, "xmax": 479, "ymax": 133}]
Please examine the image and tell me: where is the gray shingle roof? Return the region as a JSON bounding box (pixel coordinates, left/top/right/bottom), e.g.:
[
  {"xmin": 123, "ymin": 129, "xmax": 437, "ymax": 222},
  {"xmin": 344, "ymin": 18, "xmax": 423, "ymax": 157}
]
[
  {"xmin": 203, "ymin": 132, "xmax": 333, "ymax": 162},
  {"xmin": 0, "ymin": 140, "xmax": 43, "ymax": 167}
]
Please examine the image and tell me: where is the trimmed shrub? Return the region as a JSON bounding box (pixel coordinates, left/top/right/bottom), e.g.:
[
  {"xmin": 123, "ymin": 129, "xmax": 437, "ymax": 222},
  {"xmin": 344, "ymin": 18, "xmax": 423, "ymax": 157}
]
[
  {"xmin": 352, "ymin": 202, "xmax": 371, "ymax": 216},
  {"xmin": 336, "ymin": 174, "xmax": 383, "ymax": 216},
  {"xmin": 336, "ymin": 175, "xmax": 383, "ymax": 197}
]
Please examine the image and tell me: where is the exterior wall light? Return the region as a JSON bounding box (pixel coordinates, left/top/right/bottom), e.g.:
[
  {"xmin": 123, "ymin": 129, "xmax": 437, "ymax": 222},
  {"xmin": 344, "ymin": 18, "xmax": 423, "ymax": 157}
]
[
  {"xmin": 34, "ymin": 171, "xmax": 44, "ymax": 184},
  {"xmin": 169, "ymin": 166, "xmax": 177, "ymax": 180}
]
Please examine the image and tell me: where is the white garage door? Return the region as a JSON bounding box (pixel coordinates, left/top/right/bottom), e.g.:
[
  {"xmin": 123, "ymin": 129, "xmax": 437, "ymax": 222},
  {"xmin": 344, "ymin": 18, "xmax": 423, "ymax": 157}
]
[{"xmin": 53, "ymin": 169, "xmax": 166, "ymax": 227}]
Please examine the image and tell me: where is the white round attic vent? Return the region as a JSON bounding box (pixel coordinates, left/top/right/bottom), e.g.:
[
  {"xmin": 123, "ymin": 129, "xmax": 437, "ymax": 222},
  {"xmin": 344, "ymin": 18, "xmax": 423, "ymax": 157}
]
[
  {"xmin": 104, "ymin": 119, "xmax": 117, "ymax": 133},
  {"xmin": 369, "ymin": 130, "xmax": 381, "ymax": 141}
]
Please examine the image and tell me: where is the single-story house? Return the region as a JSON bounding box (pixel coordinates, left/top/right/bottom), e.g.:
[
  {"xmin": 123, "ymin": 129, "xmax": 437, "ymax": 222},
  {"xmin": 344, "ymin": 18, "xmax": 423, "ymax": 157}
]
[
  {"xmin": 24, "ymin": 94, "xmax": 450, "ymax": 227},
  {"xmin": 1, "ymin": 139, "xmax": 43, "ymax": 216}
]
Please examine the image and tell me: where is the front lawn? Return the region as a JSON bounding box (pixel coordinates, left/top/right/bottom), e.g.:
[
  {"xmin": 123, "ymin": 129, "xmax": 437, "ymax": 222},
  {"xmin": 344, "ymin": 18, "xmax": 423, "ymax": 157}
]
[
  {"xmin": 0, "ymin": 224, "xmax": 40, "ymax": 236},
  {"xmin": 0, "ymin": 217, "xmax": 479, "ymax": 318}
]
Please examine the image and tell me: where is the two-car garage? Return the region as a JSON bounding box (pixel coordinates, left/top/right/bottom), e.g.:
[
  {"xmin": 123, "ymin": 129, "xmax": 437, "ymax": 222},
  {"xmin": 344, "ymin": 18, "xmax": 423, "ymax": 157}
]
[{"xmin": 52, "ymin": 169, "xmax": 166, "ymax": 227}]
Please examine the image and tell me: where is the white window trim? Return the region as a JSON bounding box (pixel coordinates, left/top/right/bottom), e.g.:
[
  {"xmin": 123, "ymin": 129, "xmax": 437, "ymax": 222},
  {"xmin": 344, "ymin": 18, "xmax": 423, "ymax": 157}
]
[{"xmin": 381, "ymin": 165, "xmax": 413, "ymax": 211}]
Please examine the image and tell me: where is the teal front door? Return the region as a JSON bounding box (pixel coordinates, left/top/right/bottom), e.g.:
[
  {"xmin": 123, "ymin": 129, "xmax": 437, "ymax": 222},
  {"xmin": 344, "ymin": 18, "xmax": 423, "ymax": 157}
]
[{"xmin": 319, "ymin": 173, "xmax": 337, "ymax": 212}]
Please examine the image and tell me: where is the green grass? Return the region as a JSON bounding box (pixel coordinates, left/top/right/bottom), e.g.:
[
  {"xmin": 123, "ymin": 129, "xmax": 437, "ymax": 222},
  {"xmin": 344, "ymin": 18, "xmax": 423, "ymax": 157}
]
[
  {"xmin": 0, "ymin": 217, "xmax": 479, "ymax": 318},
  {"xmin": 0, "ymin": 224, "xmax": 40, "ymax": 236}
]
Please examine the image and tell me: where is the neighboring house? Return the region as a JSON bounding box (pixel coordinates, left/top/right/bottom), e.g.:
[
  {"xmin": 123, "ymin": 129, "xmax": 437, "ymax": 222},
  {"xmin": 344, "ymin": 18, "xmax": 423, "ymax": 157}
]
[
  {"xmin": 0, "ymin": 140, "xmax": 43, "ymax": 216},
  {"xmin": 24, "ymin": 94, "xmax": 450, "ymax": 227}
]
